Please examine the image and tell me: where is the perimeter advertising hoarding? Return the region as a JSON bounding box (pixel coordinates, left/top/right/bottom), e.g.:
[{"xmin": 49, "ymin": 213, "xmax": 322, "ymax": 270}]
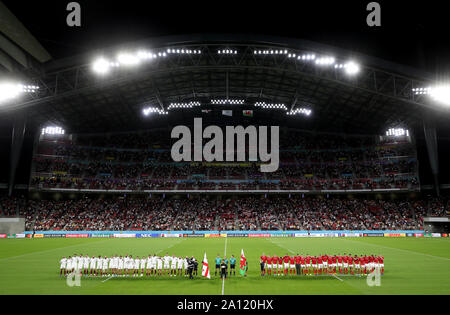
[
  {"xmin": 91, "ymin": 234, "xmax": 111, "ymax": 238},
  {"xmin": 384, "ymin": 233, "xmax": 406, "ymax": 237},
  {"xmin": 431, "ymin": 233, "xmax": 442, "ymax": 237},
  {"xmin": 162, "ymin": 233, "xmax": 183, "ymax": 238},
  {"xmin": 113, "ymin": 233, "xmax": 136, "ymax": 238},
  {"xmin": 248, "ymin": 233, "xmax": 271, "ymax": 238},
  {"xmin": 34, "ymin": 234, "xmax": 44, "ymax": 238},
  {"xmin": 66, "ymin": 234, "xmax": 89, "ymax": 238},
  {"xmin": 204, "ymin": 234, "xmax": 227, "ymax": 238},
  {"xmin": 270, "ymin": 234, "xmax": 291, "ymax": 237},
  {"xmin": 363, "ymin": 233, "xmax": 384, "ymax": 237},
  {"xmin": 136, "ymin": 233, "xmax": 160, "ymax": 238},
  {"xmin": 44, "ymin": 234, "xmax": 65, "ymax": 238},
  {"xmin": 0, "ymin": 234, "xmax": 7, "ymax": 238},
  {"xmin": 414, "ymin": 233, "xmax": 424, "ymax": 237},
  {"xmin": 184, "ymin": 234, "xmax": 205, "ymax": 238},
  {"xmin": 227, "ymin": 233, "xmax": 248, "ymax": 237},
  {"xmin": 15, "ymin": 234, "xmax": 25, "ymax": 239}
]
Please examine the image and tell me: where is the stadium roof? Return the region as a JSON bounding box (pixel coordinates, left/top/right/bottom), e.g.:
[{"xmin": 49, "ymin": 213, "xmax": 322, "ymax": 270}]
[{"xmin": 1, "ymin": 34, "xmax": 449, "ymax": 135}]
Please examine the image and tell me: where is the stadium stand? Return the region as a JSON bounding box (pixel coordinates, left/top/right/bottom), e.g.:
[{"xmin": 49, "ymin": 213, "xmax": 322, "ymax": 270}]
[
  {"xmin": 29, "ymin": 128, "xmax": 419, "ymax": 192},
  {"xmin": 2, "ymin": 194, "xmax": 448, "ymax": 231}
]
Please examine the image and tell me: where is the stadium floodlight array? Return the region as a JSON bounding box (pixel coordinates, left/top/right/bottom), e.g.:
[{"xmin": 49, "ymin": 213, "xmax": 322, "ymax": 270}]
[
  {"xmin": 0, "ymin": 82, "xmax": 40, "ymax": 103},
  {"xmin": 142, "ymin": 106, "xmax": 168, "ymax": 116},
  {"xmin": 287, "ymin": 53, "xmax": 316, "ymax": 61},
  {"xmin": 254, "ymin": 101, "xmax": 288, "ymax": 111},
  {"xmin": 218, "ymin": 49, "xmax": 238, "ymax": 55},
  {"xmin": 386, "ymin": 128, "xmax": 409, "ymax": 137},
  {"xmin": 412, "ymin": 87, "xmax": 431, "ymax": 95},
  {"xmin": 286, "ymin": 108, "xmax": 312, "ymax": 116},
  {"xmin": 413, "ymin": 85, "xmax": 450, "ymax": 106},
  {"xmin": 92, "ymin": 50, "xmax": 167, "ymax": 74},
  {"xmin": 211, "ymin": 99, "xmax": 245, "ymax": 105},
  {"xmin": 41, "ymin": 126, "xmax": 65, "ymax": 136},
  {"xmin": 168, "ymin": 101, "xmax": 201, "ymax": 110},
  {"xmin": 335, "ymin": 61, "xmax": 361, "ymax": 75},
  {"xmin": 166, "ymin": 48, "xmax": 202, "ymax": 55},
  {"xmin": 315, "ymin": 56, "xmax": 336, "ymax": 66},
  {"xmin": 253, "ymin": 49, "xmax": 289, "ymax": 55}
]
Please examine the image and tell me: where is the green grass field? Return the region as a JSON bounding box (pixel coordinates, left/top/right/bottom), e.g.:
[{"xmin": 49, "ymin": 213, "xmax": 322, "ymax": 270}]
[{"xmin": 1, "ymin": 237, "xmax": 449, "ymax": 295}]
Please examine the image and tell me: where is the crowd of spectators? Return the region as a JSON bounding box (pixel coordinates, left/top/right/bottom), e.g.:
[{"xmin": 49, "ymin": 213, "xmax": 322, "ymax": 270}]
[
  {"xmin": 1, "ymin": 195, "xmax": 448, "ymax": 231},
  {"xmin": 30, "ymin": 128, "xmax": 419, "ymax": 192}
]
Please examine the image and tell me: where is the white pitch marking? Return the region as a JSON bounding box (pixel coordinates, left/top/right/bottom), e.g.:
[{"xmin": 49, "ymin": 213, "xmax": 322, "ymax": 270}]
[
  {"xmin": 102, "ymin": 275, "xmax": 113, "ymax": 283},
  {"xmin": 221, "ymin": 237, "xmax": 228, "ymax": 296},
  {"xmin": 332, "ymin": 274, "xmax": 344, "ymax": 282}
]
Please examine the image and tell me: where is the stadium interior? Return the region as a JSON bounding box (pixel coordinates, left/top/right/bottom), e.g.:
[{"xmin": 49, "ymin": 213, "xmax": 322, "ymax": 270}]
[{"xmin": 1, "ymin": 8, "xmax": 450, "ymax": 234}]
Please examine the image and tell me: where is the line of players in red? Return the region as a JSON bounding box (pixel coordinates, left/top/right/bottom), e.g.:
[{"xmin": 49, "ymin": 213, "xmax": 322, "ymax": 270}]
[{"xmin": 259, "ymin": 253, "xmax": 384, "ymax": 276}]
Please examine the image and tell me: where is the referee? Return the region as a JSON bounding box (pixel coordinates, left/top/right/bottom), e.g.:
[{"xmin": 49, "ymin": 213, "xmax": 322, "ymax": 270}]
[
  {"xmin": 229, "ymin": 255, "xmax": 236, "ymax": 276},
  {"xmin": 220, "ymin": 260, "xmax": 228, "ymax": 279},
  {"xmin": 215, "ymin": 254, "xmax": 222, "ymax": 276}
]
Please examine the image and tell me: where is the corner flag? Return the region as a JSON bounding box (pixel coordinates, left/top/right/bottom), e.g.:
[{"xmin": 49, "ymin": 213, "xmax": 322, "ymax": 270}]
[
  {"xmin": 239, "ymin": 249, "xmax": 247, "ymax": 276},
  {"xmin": 202, "ymin": 252, "xmax": 211, "ymax": 279}
]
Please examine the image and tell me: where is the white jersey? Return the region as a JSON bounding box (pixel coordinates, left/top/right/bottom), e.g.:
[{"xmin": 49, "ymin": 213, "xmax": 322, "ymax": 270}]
[
  {"xmin": 60, "ymin": 258, "xmax": 67, "ymax": 269},
  {"xmin": 118, "ymin": 258, "xmax": 124, "ymax": 269},
  {"xmin": 177, "ymin": 258, "xmax": 184, "ymax": 269},
  {"xmin": 140, "ymin": 259, "xmax": 146, "ymax": 269},
  {"xmin": 184, "ymin": 258, "xmax": 188, "ymax": 269},
  {"xmin": 77, "ymin": 257, "xmax": 84, "ymax": 269},
  {"xmin": 163, "ymin": 256, "xmax": 171, "ymax": 266},
  {"xmin": 157, "ymin": 257, "xmax": 163, "ymax": 269},
  {"xmin": 83, "ymin": 257, "xmax": 90, "ymax": 267},
  {"xmin": 151, "ymin": 256, "xmax": 157, "ymax": 266},
  {"xmin": 90, "ymin": 257, "xmax": 96, "ymax": 269},
  {"xmin": 134, "ymin": 259, "xmax": 140, "ymax": 268},
  {"xmin": 102, "ymin": 258, "xmax": 109, "ymax": 269}
]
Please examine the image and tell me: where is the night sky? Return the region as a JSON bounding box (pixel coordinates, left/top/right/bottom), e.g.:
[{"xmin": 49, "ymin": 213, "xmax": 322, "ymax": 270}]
[{"xmin": 2, "ymin": 0, "xmax": 450, "ymax": 76}]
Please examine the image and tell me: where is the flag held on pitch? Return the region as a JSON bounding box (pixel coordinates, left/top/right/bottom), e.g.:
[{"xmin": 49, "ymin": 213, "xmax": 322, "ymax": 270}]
[{"xmin": 202, "ymin": 252, "xmax": 211, "ymax": 279}]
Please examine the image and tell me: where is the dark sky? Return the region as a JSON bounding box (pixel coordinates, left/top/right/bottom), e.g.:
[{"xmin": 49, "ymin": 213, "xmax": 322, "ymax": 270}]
[{"xmin": 2, "ymin": 0, "xmax": 450, "ymax": 76}]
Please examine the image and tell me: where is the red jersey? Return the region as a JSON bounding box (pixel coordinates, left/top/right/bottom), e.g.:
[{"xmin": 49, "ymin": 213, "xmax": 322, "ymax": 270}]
[
  {"xmin": 332, "ymin": 257, "xmax": 337, "ymax": 263},
  {"xmin": 283, "ymin": 256, "xmax": 290, "ymax": 263},
  {"xmin": 261, "ymin": 255, "xmax": 267, "ymax": 263},
  {"xmin": 273, "ymin": 256, "xmax": 278, "ymax": 263},
  {"xmin": 278, "ymin": 257, "xmax": 283, "ymax": 264},
  {"xmin": 354, "ymin": 257, "xmax": 359, "ymax": 264},
  {"xmin": 295, "ymin": 256, "xmax": 301, "ymax": 264},
  {"xmin": 289, "ymin": 256, "xmax": 295, "ymax": 264},
  {"xmin": 312, "ymin": 257, "xmax": 317, "ymax": 264},
  {"xmin": 328, "ymin": 257, "xmax": 332, "ymax": 264},
  {"xmin": 360, "ymin": 257, "xmax": 365, "ymax": 265},
  {"xmin": 266, "ymin": 256, "xmax": 272, "ymax": 264},
  {"xmin": 300, "ymin": 257, "xmax": 306, "ymax": 264},
  {"xmin": 337, "ymin": 256, "xmax": 343, "ymax": 263},
  {"xmin": 343, "ymin": 256, "xmax": 348, "ymax": 263},
  {"xmin": 378, "ymin": 256, "xmax": 384, "ymax": 263},
  {"xmin": 318, "ymin": 257, "xmax": 322, "ymax": 264},
  {"xmin": 305, "ymin": 256, "xmax": 310, "ymax": 263},
  {"xmin": 348, "ymin": 256, "xmax": 353, "ymax": 264}
]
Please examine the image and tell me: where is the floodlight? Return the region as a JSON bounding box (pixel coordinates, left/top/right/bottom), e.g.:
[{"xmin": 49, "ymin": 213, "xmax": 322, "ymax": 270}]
[
  {"xmin": 0, "ymin": 82, "xmax": 23, "ymax": 103},
  {"xmin": 429, "ymin": 85, "xmax": 450, "ymax": 106},
  {"xmin": 345, "ymin": 61, "xmax": 360, "ymax": 75},
  {"xmin": 92, "ymin": 58, "xmax": 112, "ymax": 74},
  {"xmin": 117, "ymin": 53, "xmax": 140, "ymax": 66}
]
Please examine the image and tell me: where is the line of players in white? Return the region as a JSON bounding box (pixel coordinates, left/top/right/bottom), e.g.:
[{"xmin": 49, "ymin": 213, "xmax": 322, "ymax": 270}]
[{"xmin": 59, "ymin": 253, "xmax": 198, "ymax": 277}]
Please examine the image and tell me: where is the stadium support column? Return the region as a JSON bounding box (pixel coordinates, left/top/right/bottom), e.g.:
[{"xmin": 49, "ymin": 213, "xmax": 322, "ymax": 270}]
[
  {"xmin": 8, "ymin": 112, "xmax": 27, "ymax": 197},
  {"xmin": 423, "ymin": 121, "xmax": 440, "ymax": 196}
]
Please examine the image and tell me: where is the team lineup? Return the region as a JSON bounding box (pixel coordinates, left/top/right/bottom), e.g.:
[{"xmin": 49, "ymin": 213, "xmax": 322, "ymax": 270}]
[
  {"xmin": 259, "ymin": 253, "xmax": 385, "ymax": 276},
  {"xmin": 59, "ymin": 252, "xmax": 384, "ymax": 279}
]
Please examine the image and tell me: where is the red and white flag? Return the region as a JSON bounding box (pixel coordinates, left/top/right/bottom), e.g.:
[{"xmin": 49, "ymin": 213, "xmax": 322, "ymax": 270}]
[{"xmin": 202, "ymin": 252, "xmax": 211, "ymax": 279}]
